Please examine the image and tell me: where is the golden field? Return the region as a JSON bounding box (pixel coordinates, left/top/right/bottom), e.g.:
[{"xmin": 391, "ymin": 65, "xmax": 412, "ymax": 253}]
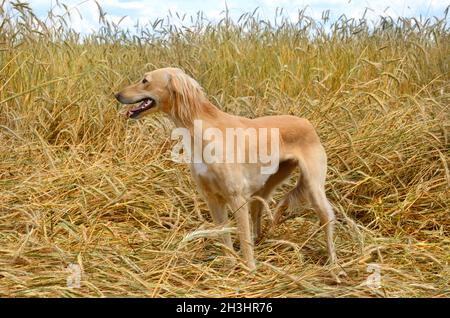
[{"xmin": 0, "ymin": 2, "xmax": 449, "ymax": 297}]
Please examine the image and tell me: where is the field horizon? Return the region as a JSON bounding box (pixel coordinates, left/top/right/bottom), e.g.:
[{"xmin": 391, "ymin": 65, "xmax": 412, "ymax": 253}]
[{"xmin": 0, "ymin": 2, "xmax": 449, "ymax": 297}]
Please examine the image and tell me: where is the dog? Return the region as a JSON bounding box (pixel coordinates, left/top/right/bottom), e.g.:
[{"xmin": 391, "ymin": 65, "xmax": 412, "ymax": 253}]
[{"xmin": 115, "ymin": 67, "xmax": 336, "ymax": 270}]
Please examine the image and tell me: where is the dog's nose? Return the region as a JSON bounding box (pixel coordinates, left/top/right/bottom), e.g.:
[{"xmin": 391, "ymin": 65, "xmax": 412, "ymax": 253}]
[{"xmin": 114, "ymin": 92, "xmax": 121, "ymax": 101}]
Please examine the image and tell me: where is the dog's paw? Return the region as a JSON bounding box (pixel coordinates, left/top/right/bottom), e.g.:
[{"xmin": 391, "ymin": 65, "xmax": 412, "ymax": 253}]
[
  {"xmin": 223, "ymin": 257, "xmax": 237, "ymax": 270},
  {"xmin": 330, "ymin": 269, "xmax": 348, "ymax": 284}
]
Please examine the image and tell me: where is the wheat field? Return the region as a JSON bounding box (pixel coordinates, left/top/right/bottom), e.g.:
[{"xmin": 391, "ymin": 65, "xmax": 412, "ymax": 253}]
[{"xmin": 0, "ymin": 2, "xmax": 449, "ymax": 297}]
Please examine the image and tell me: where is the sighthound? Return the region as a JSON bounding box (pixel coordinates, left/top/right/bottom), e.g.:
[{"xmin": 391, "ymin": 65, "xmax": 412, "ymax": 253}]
[{"xmin": 115, "ymin": 67, "xmax": 337, "ymax": 270}]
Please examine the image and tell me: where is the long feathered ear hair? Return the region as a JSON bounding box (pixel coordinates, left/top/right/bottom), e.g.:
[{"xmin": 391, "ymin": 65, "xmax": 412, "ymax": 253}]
[{"xmin": 168, "ymin": 70, "xmax": 206, "ymax": 127}]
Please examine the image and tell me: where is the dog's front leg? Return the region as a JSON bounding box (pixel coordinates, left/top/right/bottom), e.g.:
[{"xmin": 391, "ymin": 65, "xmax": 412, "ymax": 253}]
[
  {"xmin": 205, "ymin": 198, "xmax": 235, "ymax": 257},
  {"xmin": 230, "ymin": 197, "xmax": 256, "ymax": 270}
]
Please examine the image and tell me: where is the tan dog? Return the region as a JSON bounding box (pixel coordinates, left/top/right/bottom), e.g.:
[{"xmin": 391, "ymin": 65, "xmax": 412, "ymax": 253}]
[{"xmin": 115, "ymin": 67, "xmax": 336, "ymax": 270}]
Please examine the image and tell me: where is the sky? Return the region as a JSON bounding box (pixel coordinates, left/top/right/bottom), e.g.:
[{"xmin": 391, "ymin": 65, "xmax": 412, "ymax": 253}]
[{"xmin": 22, "ymin": 0, "xmax": 450, "ymax": 33}]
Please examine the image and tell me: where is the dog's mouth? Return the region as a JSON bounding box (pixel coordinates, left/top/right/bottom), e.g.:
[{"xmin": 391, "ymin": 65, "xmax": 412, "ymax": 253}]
[{"xmin": 126, "ymin": 98, "xmax": 155, "ymax": 118}]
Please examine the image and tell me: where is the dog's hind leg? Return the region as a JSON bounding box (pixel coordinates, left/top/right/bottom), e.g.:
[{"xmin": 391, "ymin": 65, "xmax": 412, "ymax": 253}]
[
  {"xmin": 249, "ymin": 200, "xmax": 264, "ymax": 242},
  {"xmin": 274, "ymin": 147, "xmax": 337, "ymax": 265},
  {"xmin": 299, "ymin": 146, "xmax": 337, "ymax": 265}
]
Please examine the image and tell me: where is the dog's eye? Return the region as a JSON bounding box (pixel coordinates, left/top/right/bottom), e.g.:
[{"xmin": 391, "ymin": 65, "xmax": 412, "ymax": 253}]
[{"xmin": 142, "ymin": 78, "xmax": 148, "ymax": 84}]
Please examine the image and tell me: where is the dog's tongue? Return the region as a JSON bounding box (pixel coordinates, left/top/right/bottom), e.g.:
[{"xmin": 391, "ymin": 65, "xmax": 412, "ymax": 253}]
[{"xmin": 127, "ymin": 99, "xmax": 153, "ymax": 118}]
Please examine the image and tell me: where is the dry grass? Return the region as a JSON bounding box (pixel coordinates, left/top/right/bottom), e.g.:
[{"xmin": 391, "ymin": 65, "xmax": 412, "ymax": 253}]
[{"xmin": 0, "ymin": 2, "xmax": 449, "ymax": 297}]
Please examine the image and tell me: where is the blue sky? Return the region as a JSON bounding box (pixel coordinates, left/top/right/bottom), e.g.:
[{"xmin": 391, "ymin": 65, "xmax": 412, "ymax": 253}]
[{"xmin": 25, "ymin": 0, "xmax": 450, "ymax": 33}]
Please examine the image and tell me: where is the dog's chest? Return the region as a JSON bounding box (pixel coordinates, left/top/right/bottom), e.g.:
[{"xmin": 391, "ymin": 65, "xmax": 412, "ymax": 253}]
[
  {"xmin": 190, "ymin": 163, "xmax": 272, "ymax": 197},
  {"xmin": 191, "ymin": 163, "xmax": 225, "ymax": 187}
]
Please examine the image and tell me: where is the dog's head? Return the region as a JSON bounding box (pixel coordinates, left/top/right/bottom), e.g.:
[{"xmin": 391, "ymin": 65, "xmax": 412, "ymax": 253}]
[{"xmin": 115, "ymin": 67, "xmax": 206, "ymax": 125}]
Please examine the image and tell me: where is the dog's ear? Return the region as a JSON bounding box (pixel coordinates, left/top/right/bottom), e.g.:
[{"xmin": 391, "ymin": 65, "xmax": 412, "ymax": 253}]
[{"xmin": 167, "ymin": 70, "xmax": 205, "ymax": 126}]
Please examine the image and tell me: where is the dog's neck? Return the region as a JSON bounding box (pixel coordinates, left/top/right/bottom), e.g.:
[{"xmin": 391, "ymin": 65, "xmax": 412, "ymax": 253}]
[{"xmin": 170, "ymin": 99, "xmax": 228, "ymax": 130}]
